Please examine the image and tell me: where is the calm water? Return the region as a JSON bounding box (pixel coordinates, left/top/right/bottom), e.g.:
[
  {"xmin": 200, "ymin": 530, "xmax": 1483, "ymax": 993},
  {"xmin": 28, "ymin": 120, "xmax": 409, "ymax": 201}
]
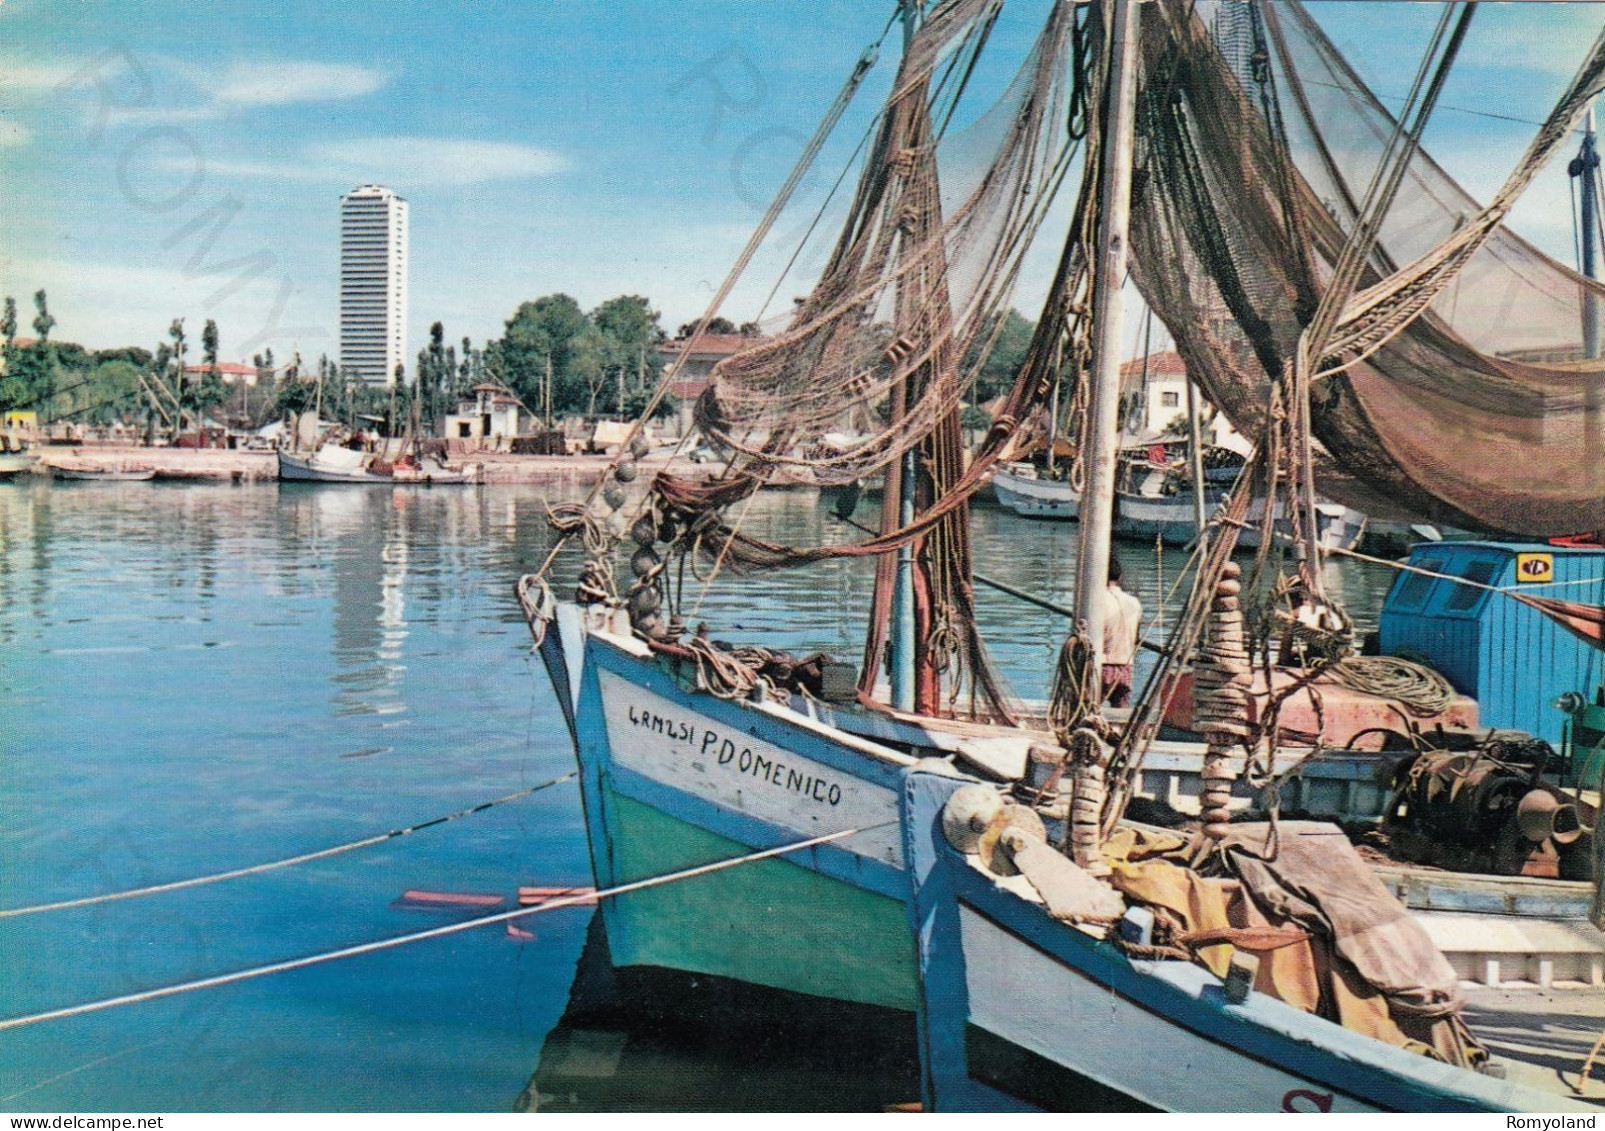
[{"xmin": 0, "ymin": 478, "xmax": 1395, "ymax": 1112}]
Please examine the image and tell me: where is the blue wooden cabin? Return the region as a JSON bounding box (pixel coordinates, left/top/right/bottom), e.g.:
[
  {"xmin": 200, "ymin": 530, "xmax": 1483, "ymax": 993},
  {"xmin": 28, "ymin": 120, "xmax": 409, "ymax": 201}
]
[{"xmin": 1378, "ymin": 541, "xmax": 1605, "ymax": 746}]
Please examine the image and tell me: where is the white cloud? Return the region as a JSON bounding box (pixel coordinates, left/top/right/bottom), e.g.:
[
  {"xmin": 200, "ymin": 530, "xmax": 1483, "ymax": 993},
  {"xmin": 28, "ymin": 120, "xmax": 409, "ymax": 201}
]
[
  {"xmin": 212, "ymin": 61, "xmax": 385, "ymax": 106},
  {"xmin": 101, "ymin": 104, "xmax": 225, "ymax": 128},
  {"xmin": 0, "ymin": 59, "xmax": 84, "ymax": 93},
  {"xmin": 0, "ymin": 119, "xmax": 31, "ymax": 147},
  {"xmin": 307, "ymin": 137, "xmax": 569, "ymax": 185},
  {"xmin": 183, "ymin": 137, "xmax": 570, "ymax": 187}
]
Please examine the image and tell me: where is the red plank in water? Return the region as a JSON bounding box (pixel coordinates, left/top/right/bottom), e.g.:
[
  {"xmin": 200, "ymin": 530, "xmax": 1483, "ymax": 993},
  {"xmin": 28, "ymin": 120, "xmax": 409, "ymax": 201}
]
[
  {"xmin": 517, "ymin": 885, "xmax": 597, "ymax": 907},
  {"xmin": 393, "ymin": 889, "xmax": 506, "ymax": 909}
]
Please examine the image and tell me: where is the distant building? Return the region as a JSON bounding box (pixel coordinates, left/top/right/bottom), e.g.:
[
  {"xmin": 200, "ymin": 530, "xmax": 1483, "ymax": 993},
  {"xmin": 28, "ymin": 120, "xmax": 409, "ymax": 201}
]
[
  {"xmin": 1119, "ymin": 350, "xmax": 1245, "ymax": 449},
  {"xmin": 339, "ymin": 185, "xmax": 409, "ymax": 387},
  {"xmin": 657, "ymin": 333, "xmax": 753, "ymax": 401},
  {"xmin": 183, "ymin": 361, "xmax": 260, "ymax": 387},
  {"xmin": 658, "ymin": 332, "xmax": 756, "ymax": 435},
  {"xmin": 440, "ymin": 382, "xmax": 524, "ymax": 446}
]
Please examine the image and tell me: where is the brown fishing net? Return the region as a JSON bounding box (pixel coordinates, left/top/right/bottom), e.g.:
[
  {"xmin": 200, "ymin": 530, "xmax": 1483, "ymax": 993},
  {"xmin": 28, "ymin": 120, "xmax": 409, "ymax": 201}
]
[
  {"xmin": 1128, "ymin": 0, "xmax": 1605, "ymax": 536},
  {"xmin": 691, "ymin": 0, "xmax": 1078, "ymax": 487}
]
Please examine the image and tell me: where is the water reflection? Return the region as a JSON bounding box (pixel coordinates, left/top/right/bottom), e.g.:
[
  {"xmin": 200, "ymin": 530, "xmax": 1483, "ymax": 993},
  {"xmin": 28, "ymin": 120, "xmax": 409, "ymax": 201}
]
[
  {"xmin": 518, "ymin": 914, "xmax": 921, "ymax": 1113},
  {"xmin": 0, "ymin": 476, "xmax": 1409, "ymax": 1112}
]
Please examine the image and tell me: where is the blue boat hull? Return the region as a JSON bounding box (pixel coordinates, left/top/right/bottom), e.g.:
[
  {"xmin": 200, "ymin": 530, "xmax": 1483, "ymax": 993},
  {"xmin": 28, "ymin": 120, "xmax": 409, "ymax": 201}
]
[{"xmin": 901, "ymin": 770, "xmax": 1589, "ymax": 1113}]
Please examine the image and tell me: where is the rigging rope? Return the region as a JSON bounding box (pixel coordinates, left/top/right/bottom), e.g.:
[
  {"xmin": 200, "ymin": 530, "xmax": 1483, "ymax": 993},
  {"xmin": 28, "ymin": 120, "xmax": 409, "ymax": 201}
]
[
  {"xmin": 0, "ymin": 820, "xmax": 894, "ymax": 1032},
  {"xmin": 526, "ymin": 22, "xmax": 886, "ymax": 585},
  {"xmin": 0, "ymin": 773, "xmax": 578, "ymax": 919}
]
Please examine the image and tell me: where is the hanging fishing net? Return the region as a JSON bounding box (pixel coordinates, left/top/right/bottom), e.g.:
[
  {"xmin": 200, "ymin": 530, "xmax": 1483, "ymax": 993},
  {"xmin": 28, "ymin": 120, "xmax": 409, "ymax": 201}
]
[
  {"xmin": 1127, "ymin": 0, "xmax": 1605, "ymax": 536},
  {"xmin": 690, "ymin": 0, "xmax": 1080, "ymax": 489}
]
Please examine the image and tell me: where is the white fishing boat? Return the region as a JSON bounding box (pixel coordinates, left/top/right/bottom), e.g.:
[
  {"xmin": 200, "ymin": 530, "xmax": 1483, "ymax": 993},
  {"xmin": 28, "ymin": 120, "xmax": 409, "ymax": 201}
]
[
  {"xmin": 990, "ymin": 462, "xmax": 1080, "ymax": 519},
  {"xmin": 990, "ymin": 455, "xmax": 1368, "ymax": 551},
  {"xmin": 0, "ymin": 434, "xmax": 38, "ymax": 479},
  {"xmin": 390, "ymin": 457, "xmax": 484, "ymax": 485},
  {"xmin": 276, "ymin": 444, "xmax": 393, "ymax": 483},
  {"xmin": 48, "ymin": 462, "xmax": 155, "ymax": 482}
]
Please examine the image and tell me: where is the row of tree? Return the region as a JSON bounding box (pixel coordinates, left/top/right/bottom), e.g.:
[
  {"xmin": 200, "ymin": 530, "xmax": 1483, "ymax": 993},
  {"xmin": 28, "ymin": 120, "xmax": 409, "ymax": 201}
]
[{"xmin": 1, "ymin": 284, "xmax": 1038, "ymax": 435}]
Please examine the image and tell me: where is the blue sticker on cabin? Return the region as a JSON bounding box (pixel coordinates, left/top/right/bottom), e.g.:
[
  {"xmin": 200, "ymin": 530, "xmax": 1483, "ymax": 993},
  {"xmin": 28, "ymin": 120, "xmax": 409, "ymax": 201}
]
[{"xmin": 1379, "ymin": 542, "xmax": 1605, "ymax": 746}]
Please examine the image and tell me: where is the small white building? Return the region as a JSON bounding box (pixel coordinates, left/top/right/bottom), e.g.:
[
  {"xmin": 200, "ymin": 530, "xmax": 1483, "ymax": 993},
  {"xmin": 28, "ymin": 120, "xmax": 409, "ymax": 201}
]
[
  {"xmin": 1119, "ymin": 350, "xmax": 1246, "ymax": 450},
  {"xmin": 440, "ymin": 383, "xmax": 524, "ymax": 446}
]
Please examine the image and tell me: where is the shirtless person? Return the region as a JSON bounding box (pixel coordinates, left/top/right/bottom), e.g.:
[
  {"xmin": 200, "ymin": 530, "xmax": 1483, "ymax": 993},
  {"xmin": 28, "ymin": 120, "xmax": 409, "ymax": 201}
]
[{"xmin": 1102, "ymin": 558, "xmax": 1142, "ymax": 708}]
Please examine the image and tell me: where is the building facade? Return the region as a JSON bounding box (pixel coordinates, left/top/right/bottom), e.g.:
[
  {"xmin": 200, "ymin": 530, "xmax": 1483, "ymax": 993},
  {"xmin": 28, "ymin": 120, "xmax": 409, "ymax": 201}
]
[
  {"xmin": 440, "ymin": 382, "xmax": 525, "ymax": 447},
  {"xmin": 339, "ymin": 185, "xmax": 408, "ymax": 387}
]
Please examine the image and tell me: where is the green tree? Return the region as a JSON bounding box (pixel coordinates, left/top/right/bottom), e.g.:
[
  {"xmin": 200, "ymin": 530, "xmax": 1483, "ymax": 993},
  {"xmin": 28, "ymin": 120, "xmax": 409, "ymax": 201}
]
[
  {"xmin": 2, "ymin": 291, "xmax": 59, "ymax": 411},
  {"xmin": 593, "ymin": 295, "xmax": 665, "ymax": 406},
  {"xmin": 274, "ymin": 351, "xmax": 313, "ymax": 417},
  {"xmin": 499, "ymin": 294, "xmax": 590, "ymax": 413},
  {"xmin": 186, "ymin": 318, "xmax": 226, "ymax": 416},
  {"xmin": 966, "ymin": 308, "xmax": 1035, "ymax": 403},
  {"xmin": 86, "ymin": 360, "xmax": 144, "ymax": 424},
  {"xmin": 677, "ymin": 316, "xmax": 736, "ymax": 338},
  {"xmin": 459, "ymin": 336, "xmax": 476, "ymax": 399},
  {"xmin": 32, "ymin": 289, "xmax": 55, "ymax": 344},
  {"xmin": 94, "ymin": 346, "xmax": 153, "ymax": 368}
]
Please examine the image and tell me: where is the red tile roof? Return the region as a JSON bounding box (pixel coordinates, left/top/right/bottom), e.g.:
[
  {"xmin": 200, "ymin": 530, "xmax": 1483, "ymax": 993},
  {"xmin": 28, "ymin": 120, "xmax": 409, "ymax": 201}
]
[
  {"xmin": 184, "ymin": 361, "xmax": 257, "ymax": 377},
  {"xmin": 1119, "ymin": 350, "xmax": 1187, "ymax": 378},
  {"xmin": 659, "ymin": 333, "xmax": 754, "ymax": 358}
]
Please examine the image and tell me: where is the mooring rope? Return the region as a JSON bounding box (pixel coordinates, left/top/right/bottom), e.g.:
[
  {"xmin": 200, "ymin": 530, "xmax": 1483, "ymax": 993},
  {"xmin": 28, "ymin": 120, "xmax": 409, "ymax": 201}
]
[
  {"xmin": 0, "ymin": 772, "xmax": 579, "ymax": 919},
  {"xmin": 0, "ymin": 820, "xmax": 894, "ymax": 1031}
]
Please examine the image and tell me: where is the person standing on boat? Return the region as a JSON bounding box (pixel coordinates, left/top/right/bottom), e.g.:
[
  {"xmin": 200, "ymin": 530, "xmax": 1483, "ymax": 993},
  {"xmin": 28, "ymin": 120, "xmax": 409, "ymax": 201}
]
[{"xmin": 1102, "ymin": 558, "xmax": 1142, "ymax": 707}]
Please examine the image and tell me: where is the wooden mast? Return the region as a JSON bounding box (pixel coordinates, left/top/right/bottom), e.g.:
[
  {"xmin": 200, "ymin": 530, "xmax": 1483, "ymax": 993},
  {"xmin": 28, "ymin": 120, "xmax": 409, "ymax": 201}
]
[{"xmin": 1074, "ymin": 0, "xmax": 1142, "ymax": 669}]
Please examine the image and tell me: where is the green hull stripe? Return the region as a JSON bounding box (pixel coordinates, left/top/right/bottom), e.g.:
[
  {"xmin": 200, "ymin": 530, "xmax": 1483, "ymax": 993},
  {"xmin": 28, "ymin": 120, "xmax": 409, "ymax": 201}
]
[{"xmin": 600, "ymin": 790, "xmax": 917, "ymax": 1012}]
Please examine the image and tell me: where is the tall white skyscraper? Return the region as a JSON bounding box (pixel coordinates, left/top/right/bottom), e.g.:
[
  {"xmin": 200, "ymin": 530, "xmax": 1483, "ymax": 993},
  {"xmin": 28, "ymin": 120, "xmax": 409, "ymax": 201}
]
[{"xmin": 339, "ymin": 185, "xmax": 408, "ymax": 387}]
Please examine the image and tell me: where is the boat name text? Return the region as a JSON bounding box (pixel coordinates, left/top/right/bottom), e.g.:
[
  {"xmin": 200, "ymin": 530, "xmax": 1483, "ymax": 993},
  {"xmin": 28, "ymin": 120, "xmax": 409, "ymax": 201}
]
[{"xmin": 626, "ymin": 703, "xmax": 844, "ymax": 806}]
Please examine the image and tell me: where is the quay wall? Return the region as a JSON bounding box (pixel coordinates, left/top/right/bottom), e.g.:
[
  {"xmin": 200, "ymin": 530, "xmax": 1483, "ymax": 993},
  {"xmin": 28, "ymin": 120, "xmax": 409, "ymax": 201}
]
[{"xmin": 27, "ymin": 445, "xmax": 709, "ymax": 485}]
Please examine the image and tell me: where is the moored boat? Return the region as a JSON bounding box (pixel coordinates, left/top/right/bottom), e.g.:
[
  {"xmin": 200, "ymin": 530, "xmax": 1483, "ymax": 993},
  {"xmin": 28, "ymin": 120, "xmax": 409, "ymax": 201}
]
[
  {"xmin": 0, "ymin": 440, "xmax": 38, "ymax": 479},
  {"xmin": 902, "ymin": 769, "xmax": 1601, "ymax": 1112},
  {"xmin": 990, "ymin": 463, "xmax": 1081, "ymax": 519},
  {"xmin": 48, "ymin": 462, "xmax": 155, "ymax": 482},
  {"xmin": 276, "ymin": 445, "xmax": 393, "ymax": 483}
]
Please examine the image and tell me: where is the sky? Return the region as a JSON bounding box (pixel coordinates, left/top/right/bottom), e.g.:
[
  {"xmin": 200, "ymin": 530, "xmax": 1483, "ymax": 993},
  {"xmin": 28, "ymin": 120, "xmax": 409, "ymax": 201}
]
[{"xmin": 0, "ymin": 1, "xmax": 1601, "ymax": 367}]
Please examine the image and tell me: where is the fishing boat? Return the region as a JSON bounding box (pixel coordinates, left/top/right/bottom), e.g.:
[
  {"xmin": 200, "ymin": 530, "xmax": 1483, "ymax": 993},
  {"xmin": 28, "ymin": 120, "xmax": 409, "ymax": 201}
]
[
  {"xmin": 523, "ymin": 0, "xmax": 1106, "ymax": 1015},
  {"xmin": 278, "ymin": 428, "xmax": 484, "ymax": 485},
  {"xmin": 993, "ymin": 450, "xmax": 1368, "ymax": 550},
  {"xmin": 1112, "ymin": 468, "xmax": 1365, "ymax": 551},
  {"xmin": 521, "ymin": 0, "xmax": 1605, "ymax": 1106},
  {"xmin": 989, "ymin": 462, "xmax": 1080, "ymax": 519},
  {"xmin": 902, "ymin": 771, "xmax": 1599, "ymax": 1113},
  {"xmin": 0, "ymin": 437, "xmax": 38, "ymax": 479},
  {"xmin": 48, "ymin": 462, "xmax": 156, "ymax": 482},
  {"xmin": 277, "ymin": 444, "xmax": 394, "ymax": 483},
  {"xmin": 893, "ymin": 0, "xmax": 1605, "ymax": 1111},
  {"xmin": 390, "ymin": 457, "xmax": 484, "ymax": 485}
]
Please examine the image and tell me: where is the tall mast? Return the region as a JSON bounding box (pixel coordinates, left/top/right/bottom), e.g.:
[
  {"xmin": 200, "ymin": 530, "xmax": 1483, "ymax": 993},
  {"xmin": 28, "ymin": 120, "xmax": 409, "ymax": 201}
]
[
  {"xmin": 887, "ymin": 0, "xmax": 925, "ymax": 712},
  {"xmin": 1074, "ymin": 0, "xmax": 1142, "ymax": 671},
  {"xmin": 1577, "ymin": 101, "xmax": 1601, "ymax": 359}
]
